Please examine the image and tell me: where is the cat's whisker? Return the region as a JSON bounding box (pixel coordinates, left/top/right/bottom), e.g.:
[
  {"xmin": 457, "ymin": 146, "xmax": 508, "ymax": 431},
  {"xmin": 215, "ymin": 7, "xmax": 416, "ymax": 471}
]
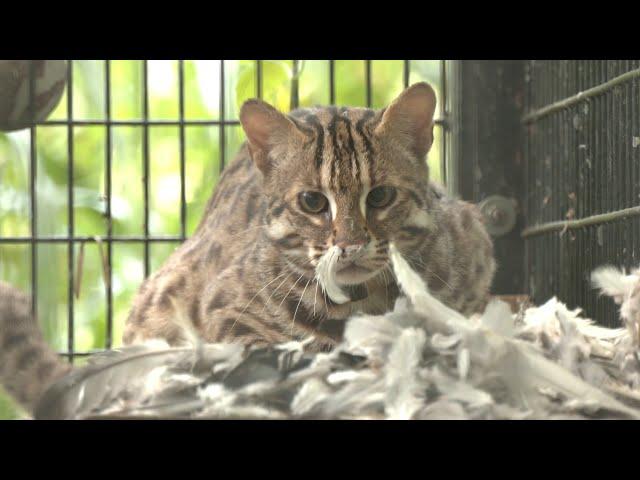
[
  {"xmin": 277, "ymin": 273, "xmax": 306, "ymax": 310},
  {"xmin": 313, "ymin": 280, "xmax": 319, "ymax": 317},
  {"xmin": 263, "ymin": 257, "xmax": 315, "ymax": 317},
  {"xmin": 259, "ymin": 270, "xmax": 296, "ymax": 317},
  {"xmin": 396, "ymin": 251, "xmax": 454, "ymax": 292},
  {"xmin": 315, "ymin": 289, "xmax": 330, "ymax": 332},
  {"xmin": 283, "ymin": 257, "xmax": 315, "ymax": 279},
  {"xmin": 291, "ymin": 277, "xmax": 313, "ymax": 336},
  {"xmin": 229, "ymin": 271, "xmax": 287, "ymax": 335},
  {"xmin": 380, "ymin": 265, "xmax": 391, "ymax": 305}
]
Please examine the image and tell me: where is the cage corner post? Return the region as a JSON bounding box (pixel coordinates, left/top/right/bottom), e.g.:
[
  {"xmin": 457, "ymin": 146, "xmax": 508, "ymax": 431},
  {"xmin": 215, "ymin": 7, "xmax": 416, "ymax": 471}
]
[{"xmin": 450, "ymin": 60, "xmax": 527, "ymax": 295}]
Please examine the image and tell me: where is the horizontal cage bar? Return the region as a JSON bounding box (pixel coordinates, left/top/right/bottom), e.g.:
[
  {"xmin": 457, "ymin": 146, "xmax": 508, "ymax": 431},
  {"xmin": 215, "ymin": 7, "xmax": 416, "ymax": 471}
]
[{"xmin": 523, "ymin": 67, "xmax": 640, "ymax": 124}]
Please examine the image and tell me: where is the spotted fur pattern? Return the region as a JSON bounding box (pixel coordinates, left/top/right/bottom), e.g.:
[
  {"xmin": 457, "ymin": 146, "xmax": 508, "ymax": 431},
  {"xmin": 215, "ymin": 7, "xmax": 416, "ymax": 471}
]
[{"xmin": 123, "ymin": 83, "xmax": 495, "ymax": 352}]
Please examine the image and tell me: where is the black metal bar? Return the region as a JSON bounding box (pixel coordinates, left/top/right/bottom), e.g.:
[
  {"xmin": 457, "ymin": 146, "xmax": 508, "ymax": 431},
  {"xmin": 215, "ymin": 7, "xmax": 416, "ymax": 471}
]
[
  {"xmin": 219, "ymin": 60, "xmax": 226, "ymax": 173},
  {"xmin": 329, "ymin": 60, "xmax": 335, "ymax": 104},
  {"xmin": 28, "ymin": 61, "xmax": 38, "ymax": 319},
  {"xmin": 142, "ymin": 60, "xmax": 150, "ymax": 278},
  {"xmin": 39, "ymin": 119, "xmax": 241, "ymax": 126},
  {"xmin": 178, "ymin": 60, "xmax": 186, "ymax": 241},
  {"xmin": 104, "ymin": 60, "xmax": 113, "ymax": 351},
  {"xmin": 0, "ymin": 236, "xmax": 185, "ymax": 244},
  {"xmin": 631, "ymin": 61, "xmax": 638, "ymax": 270},
  {"xmin": 365, "ymin": 60, "xmax": 372, "ymax": 108},
  {"xmin": 403, "ymin": 60, "xmax": 410, "ymax": 88},
  {"xmin": 440, "ymin": 59, "xmax": 448, "ymax": 185},
  {"xmin": 256, "ymin": 60, "xmax": 262, "ymax": 99},
  {"xmin": 290, "ymin": 60, "xmax": 299, "ymax": 111},
  {"xmin": 66, "ymin": 60, "xmax": 75, "ymax": 363}
]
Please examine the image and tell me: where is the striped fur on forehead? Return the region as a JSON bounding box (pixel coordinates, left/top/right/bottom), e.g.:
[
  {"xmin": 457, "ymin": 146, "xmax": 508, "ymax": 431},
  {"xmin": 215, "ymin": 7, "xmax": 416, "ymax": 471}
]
[{"xmin": 289, "ymin": 106, "xmax": 382, "ymax": 190}]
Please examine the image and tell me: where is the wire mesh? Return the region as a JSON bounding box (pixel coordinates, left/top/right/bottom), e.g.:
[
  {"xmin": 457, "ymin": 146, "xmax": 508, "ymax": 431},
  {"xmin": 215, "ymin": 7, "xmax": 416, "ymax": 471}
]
[{"xmin": 524, "ymin": 60, "xmax": 640, "ymax": 326}]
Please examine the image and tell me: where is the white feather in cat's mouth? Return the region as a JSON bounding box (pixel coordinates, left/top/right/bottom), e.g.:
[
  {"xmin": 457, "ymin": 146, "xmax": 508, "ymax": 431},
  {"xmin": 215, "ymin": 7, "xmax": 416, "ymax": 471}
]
[
  {"xmin": 316, "ymin": 243, "xmax": 390, "ymax": 304},
  {"xmin": 316, "ymin": 245, "xmax": 379, "ymax": 304},
  {"xmin": 334, "ymin": 241, "xmax": 388, "ymax": 286}
]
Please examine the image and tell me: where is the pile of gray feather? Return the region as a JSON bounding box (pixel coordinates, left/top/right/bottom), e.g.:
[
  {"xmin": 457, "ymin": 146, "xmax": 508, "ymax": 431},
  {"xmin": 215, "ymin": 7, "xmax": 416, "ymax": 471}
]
[{"xmin": 34, "ymin": 247, "xmax": 640, "ymax": 420}]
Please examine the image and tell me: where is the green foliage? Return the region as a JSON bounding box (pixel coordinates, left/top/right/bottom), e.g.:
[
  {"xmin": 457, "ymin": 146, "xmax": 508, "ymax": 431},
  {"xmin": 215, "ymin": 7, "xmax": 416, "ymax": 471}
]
[{"xmin": 0, "ymin": 60, "xmax": 444, "ymax": 419}]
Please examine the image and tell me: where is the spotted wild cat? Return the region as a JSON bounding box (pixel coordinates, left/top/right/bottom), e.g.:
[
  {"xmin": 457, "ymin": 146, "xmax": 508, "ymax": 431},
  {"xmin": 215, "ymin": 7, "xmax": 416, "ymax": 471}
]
[
  {"xmin": 122, "ymin": 82, "xmax": 496, "ymax": 351},
  {"xmin": 0, "ymin": 82, "xmax": 496, "ymax": 413}
]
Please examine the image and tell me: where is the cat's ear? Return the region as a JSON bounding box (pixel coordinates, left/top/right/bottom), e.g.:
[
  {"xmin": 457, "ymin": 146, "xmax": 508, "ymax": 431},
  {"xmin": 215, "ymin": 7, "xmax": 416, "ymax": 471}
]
[
  {"xmin": 374, "ymin": 82, "xmax": 437, "ymax": 160},
  {"xmin": 240, "ymin": 99, "xmax": 304, "ymax": 175}
]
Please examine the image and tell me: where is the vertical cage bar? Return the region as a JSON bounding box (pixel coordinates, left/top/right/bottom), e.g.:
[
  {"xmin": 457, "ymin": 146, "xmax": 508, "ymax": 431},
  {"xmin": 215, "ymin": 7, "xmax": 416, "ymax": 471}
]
[
  {"xmin": 365, "ymin": 60, "xmax": 372, "ymax": 108},
  {"xmin": 403, "ymin": 60, "xmax": 410, "ymax": 89},
  {"xmin": 630, "ymin": 60, "xmax": 636, "ymax": 272},
  {"xmin": 329, "ymin": 60, "xmax": 335, "ymax": 104},
  {"xmin": 66, "ymin": 61, "xmax": 75, "ymax": 362},
  {"xmin": 178, "ymin": 60, "xmax": 187, "ymax": 241},
  {"xmin": 28, "ymin": 61, "xmax": 38, "ymax": 319},
  {"xmin": 218, "ymin": 60, "xmax": 227, "ymax": 173},
  {"xmin": 219, "ymin": 60, "xmax": 226, "ymax": 173},
  {"xmin": 142, "ymin": 60, "xmax": 151, "ymax": 277},
  {"xmin": 290, "ymin": 60, "xmax": 299, "ymax": 110},
  {"xmin": 104, "ymin": 60, "xmax": 113, "ymax": 350},
  {"xmin": 256, "ymin": 60, "xmax": 263, "ymax": 99},
  {"xmin": 440, "ymin": 59, "xmax": 448, "ymax": 185}
]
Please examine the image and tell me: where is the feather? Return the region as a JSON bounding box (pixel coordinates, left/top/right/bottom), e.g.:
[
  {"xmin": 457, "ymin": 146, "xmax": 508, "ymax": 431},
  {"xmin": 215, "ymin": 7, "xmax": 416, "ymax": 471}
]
[
  {"xmin": 591, "ymin": 266, "xmax": 638, "ymax": 304},
  {"xmin": 34, "ymin": 342, "xmax": 243, "ymax": 419},
  {"xmin": 291, "ymin": 378, "xmax": 332, "ymax": 417},
  {"xmin": 315, "ymin": 245, "xmax": 350, "ymax": 304},
  {"xmin": 389, "ymin": 242, "xmax": 640, "ymax": 419},
  {"xmin": 384, "ymin": 328, "xmax": 427, "ymax": 419},
  {"xmin": 416, "ymin": 400, "xmax": 469, "ymax": 420}
]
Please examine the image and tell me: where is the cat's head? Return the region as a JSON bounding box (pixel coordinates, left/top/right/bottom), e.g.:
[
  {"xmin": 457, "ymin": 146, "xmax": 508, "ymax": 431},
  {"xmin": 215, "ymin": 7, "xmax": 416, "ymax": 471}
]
[{"xmin": 240, "ymin": 82, "xmax": 438, "ymax": 298}]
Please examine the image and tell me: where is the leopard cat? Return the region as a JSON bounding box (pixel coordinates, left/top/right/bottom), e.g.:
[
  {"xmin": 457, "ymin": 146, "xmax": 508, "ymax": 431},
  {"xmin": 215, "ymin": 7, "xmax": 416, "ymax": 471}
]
[
  {"xmin": 123, "ymin": 82, "xmax": 496, "ymax": 351},
  {"xmin": 0, "ymin": 82, "xmax": 496, "ymax": 413}
]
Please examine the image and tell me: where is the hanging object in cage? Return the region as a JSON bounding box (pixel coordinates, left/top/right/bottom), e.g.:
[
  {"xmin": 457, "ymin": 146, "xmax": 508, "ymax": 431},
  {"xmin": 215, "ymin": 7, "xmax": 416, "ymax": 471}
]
[{"xmin": 0, "ymin": 60, "xmax": 67, "ymax": 132}]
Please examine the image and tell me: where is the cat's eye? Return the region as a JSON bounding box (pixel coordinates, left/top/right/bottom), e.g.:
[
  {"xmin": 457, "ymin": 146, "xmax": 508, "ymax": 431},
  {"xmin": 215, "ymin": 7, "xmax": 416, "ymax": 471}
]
[
  {"xmin": 298, "ymin": 191, "xmax": 329, "ymax": 214},
  {"xmin": 367, "ymin": 186, "xmax": 396, "ymax": 209}
]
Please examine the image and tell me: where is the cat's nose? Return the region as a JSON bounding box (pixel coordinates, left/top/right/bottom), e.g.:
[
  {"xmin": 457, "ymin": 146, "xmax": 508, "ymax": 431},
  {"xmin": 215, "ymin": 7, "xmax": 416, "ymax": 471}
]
[{"xmin": 336, "ymin": 239, "xmax": 367, "ymax": 258}]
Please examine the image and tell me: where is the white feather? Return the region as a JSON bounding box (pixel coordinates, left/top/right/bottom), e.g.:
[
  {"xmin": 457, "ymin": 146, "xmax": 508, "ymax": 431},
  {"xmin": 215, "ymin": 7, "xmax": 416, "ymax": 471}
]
[
  {"xmin": 315, "ymin": 245, "xmax": 350, "ymax": 304},
  {"xmin": 591, "ymin": 266, "xmax": 638, "ymax": 303},
  {"xmin": 384, "ymin": 328, "xmax": 427, "ymax": 419}
]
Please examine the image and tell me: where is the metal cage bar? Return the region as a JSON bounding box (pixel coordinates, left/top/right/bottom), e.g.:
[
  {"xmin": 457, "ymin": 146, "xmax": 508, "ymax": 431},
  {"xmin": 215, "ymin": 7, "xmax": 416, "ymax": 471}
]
[
  {"xmin": 256, "ymin": 60, "xmax": 263, "ymax": 99},
  {"xmin": 105, "ymin": 60, "xmax": 114, "ymax": 351},
  {"xmin": 66, "ymin": 61, "xmax": 75, "ymax": 363},
  {"xmin": 329, "ymin": 60, "xmax": 335, "ymax": 104},
  {"xmin": 28, "ymin": 62, "xmax": 38, "ymax": 319},
  {"xmin": 365, "ymin": 60, "xmax": 372, "ymax": 108},
  {"xmin": 142, "ymin": 61, "xmax": 151, "ymax": 278},
  {"xmin": 290, "ymin": 60, "xmax": 300, "ymax": 111},
  {"xmin": 439, "ymin": 59, "xmax": 447, "ymax": 186},
  {"xmin": 40, "ymin": 119, "xmax": 241, "ymax": 126},
  {"xmin": 219, "ymin": 60, "xmax": 226, "ymax": 173},
  {"xmin": 178, "ymin": 60, "xmax": 187, "ymax": 241}
]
